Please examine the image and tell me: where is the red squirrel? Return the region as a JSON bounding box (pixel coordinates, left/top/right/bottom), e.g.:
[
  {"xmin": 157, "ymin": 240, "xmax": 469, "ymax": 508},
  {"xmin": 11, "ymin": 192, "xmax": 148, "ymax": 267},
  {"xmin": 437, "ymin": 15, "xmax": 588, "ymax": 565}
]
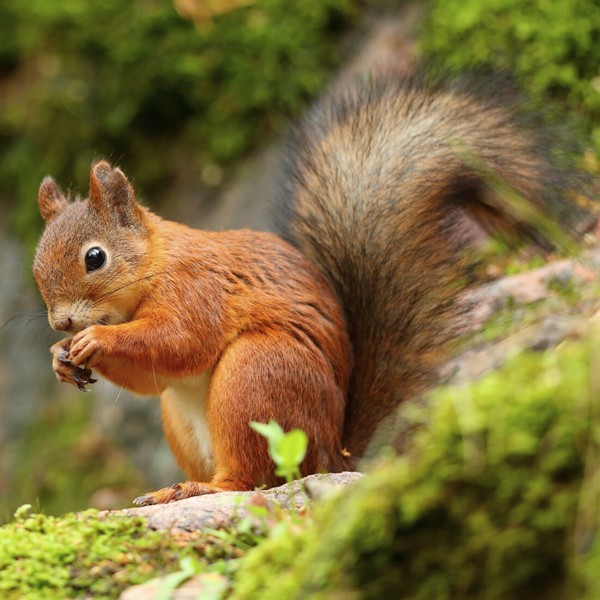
[{"xmin": 32, "ymin": 69, "xmax": 591, "ymax": 505}]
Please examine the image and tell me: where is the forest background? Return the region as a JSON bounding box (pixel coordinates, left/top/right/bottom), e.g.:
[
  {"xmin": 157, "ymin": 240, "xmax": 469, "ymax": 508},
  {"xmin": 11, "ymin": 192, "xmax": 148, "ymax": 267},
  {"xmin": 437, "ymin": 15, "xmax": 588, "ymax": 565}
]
[{"xmin": 0, "ymin": 0, "xmax": 599, "ymax": 522}]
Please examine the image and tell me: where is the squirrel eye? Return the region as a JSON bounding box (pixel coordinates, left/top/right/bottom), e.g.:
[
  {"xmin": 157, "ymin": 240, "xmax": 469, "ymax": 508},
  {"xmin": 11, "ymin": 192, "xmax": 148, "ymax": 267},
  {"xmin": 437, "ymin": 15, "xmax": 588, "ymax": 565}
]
[{"xmin": 85, "ymin": 247, "xmax": 106, "ymax": 272}]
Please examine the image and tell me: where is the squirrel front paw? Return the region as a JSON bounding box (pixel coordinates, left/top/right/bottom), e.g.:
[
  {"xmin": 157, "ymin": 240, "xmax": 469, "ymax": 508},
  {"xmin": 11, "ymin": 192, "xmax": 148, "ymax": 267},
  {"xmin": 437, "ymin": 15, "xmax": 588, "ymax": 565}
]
[
  {"xmin": 51, "ymin": 338, "xmax": 97, "ymax": 392},
  {"xmin": 69, "ymin": 325, "xmax": 106, "ymax": 370}
]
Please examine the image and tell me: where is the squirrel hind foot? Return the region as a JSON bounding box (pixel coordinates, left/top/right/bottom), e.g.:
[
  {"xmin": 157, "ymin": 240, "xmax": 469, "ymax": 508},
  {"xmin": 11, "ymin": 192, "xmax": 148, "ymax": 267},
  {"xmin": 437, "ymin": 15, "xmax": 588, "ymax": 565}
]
[{"xmin": 132, "ymin": 481, "xmax": 225, "ymax": 506}]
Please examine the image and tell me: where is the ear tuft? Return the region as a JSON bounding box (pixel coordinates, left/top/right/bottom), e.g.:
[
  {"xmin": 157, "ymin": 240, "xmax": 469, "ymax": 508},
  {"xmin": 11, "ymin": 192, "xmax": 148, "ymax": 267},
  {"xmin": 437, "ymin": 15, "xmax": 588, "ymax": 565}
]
[
  {"xmin": 89, "ymin": 160, "xmax": 142, "ymax": 228},
  {"xmin": 38, "ymin": 177, "xmax": 68, "ymax": 224}
]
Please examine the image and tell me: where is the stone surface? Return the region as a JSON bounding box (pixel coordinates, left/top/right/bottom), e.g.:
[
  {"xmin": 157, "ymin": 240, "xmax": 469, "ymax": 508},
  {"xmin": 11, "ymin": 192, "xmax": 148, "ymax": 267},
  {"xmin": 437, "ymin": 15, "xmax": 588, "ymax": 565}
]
[
  {"xmin": 463, "ymin": 256, "xmax": 596, "ymax": 331},
  {"xmin": 446, "ymin": 243, "xmax": 600, "ymax": 385},
  {"xmin": 105, "ymin": 472, "xmax": 362, "ymax": 532}
]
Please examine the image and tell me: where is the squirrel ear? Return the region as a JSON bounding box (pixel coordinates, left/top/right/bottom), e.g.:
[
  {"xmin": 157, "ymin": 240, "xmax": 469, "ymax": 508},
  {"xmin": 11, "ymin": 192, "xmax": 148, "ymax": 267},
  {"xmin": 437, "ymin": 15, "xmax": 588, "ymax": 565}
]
[
  {"xmin": 38, "ymin": 177, "xmax": 68, "ymax": 224},
  {"xmin": 88, "ymin": 160, "xmax": 143, "ymax": 228}
]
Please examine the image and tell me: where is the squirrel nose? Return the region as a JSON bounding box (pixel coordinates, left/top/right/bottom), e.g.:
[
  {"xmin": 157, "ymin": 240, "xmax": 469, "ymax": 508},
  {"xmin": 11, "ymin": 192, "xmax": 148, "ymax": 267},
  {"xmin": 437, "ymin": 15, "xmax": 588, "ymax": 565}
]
[{"xmin": 53, "ymin": 316, "xmax": 72, "ymax": 332}]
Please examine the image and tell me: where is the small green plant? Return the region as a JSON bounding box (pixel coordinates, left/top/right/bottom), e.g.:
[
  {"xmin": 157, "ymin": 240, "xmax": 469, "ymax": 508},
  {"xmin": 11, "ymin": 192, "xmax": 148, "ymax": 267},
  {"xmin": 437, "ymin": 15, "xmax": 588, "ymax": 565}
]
[
  {"xmin": 249, "ymin": 420, "xmax": 308, "ymax": 484},
  {"xmin": 154, "ymin": 557, "xmax": 197, "ymax": 600},
  {"xmin": 250, "ymin": 420, "xmax": 308, "ymax": 516}
]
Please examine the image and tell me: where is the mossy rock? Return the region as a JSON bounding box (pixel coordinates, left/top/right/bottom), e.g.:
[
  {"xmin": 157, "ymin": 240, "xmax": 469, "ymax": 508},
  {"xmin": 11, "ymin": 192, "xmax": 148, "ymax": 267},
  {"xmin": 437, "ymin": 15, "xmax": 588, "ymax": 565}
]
[
  {"xmin": 0, "ymin": 503, "xmax": 262, "ymax": 599},
  {"xmin": 232, "ymin": 337, "xmax": 600, "ymax": 599},
  {"xmin": 0, "ymin": 508, "xmax": 187, "ymax": 599}
]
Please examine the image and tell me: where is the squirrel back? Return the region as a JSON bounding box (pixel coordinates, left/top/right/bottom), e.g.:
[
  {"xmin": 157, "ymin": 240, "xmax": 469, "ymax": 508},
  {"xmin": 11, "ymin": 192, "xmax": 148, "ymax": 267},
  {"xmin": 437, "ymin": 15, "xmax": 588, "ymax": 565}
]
[{"xmin": 275, "ymin": 69, "xmax": 592, "ymax": 459}]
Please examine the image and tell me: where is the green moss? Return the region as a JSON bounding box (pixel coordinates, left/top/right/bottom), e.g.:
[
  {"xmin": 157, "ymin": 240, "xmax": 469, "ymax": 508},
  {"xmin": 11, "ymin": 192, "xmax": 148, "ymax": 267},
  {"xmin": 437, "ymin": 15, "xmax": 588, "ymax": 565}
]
[
  {"xmin": 0, "ymin": 500, "xmax": 272, "ymax": 599},
  {"xmin": 0, "ymin": 508, "xmax": 189, "ymax": 599},
  {"xmin": 547, "ymin": 275, "xmax": 580, "ymax": 304},
  {"xmin": 231, "ymin": 339, "xmax": 600, "ymax": 599}
]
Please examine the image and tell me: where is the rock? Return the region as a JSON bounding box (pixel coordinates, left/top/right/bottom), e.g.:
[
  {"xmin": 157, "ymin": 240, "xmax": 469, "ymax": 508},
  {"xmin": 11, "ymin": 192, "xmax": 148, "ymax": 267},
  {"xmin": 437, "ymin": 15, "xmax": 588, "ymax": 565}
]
[
  {"xmin": 462, "ymin": 252, "xmax": 600, "ymax": 333},
  {"xmin": 104, "ymin": 472, "xmax": 362, "ymax": 532}
]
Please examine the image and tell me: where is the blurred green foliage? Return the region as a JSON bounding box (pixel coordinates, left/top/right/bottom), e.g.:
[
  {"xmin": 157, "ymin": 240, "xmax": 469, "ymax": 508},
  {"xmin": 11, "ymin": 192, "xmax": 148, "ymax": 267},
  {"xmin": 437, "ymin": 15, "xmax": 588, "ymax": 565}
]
[
  {"xmin": 0, "ymin": 0, "xmax": 356, "ymax": 248},
  {"xmin": 421, "ymin": 0, "xmax": 600, "ymax": 148},
  {"xmin": 231, "ymin": 338, "xmax": 600, "ymax": 599},
  {"xmin": 0, "ymin": 397, "xmax": 145, "ymax": 523}
]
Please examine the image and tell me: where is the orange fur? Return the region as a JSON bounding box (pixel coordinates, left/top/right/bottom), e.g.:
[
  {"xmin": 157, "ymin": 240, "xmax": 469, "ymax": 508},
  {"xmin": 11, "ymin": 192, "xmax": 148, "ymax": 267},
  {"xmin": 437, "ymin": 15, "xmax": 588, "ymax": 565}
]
[{"xmin": 33, "ymin": 161, "xmax": 351, "ymax": 504}]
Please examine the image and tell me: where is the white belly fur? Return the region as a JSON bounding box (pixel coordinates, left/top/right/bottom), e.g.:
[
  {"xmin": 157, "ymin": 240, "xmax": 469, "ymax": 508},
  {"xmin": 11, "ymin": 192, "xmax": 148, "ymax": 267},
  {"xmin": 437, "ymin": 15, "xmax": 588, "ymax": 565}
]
[{"xmin": 164, "ymin": 372, "xmax": 214, "ymax": 474}]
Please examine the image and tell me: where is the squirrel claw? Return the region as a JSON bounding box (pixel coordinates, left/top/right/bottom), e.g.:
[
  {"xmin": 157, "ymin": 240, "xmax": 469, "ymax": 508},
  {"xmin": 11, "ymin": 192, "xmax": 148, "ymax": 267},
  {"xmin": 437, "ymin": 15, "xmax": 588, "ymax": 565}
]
[
  {"xmin": 81, "ymin": 367, "xmax": 96, "ymax": 385},
  {"xmin": 70, "ymin": 366, "xmax": 96, "ymax": 392},
  {"xmin": 71, "ymin": 371, "xmax": 86, "ymax": 385},
  {"xmin": 132, "ymin": 484, "xmax": 184, "ymax": 507},
  {"xmin": 133, "ymin": 494, "xmax": 156, "ymax": 507},
  {"xmin": 58, "ymin": 351, "xmax": 72, "ymax": 365}
]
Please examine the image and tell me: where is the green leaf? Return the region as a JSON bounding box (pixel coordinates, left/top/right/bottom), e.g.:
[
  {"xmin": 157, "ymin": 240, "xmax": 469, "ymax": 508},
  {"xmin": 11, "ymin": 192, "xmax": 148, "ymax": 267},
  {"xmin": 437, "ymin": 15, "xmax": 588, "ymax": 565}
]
[
  {"xmin": 250, "ymin": 420, "xmax": 286, "ymax": 464},
  {"xmin": 250, "ymin": 420, "xmax": 285, "ymax": 446},
  {"xmin": 246, "ymin": 505, "xmax": 269, "ymax": 517},
  {"xmin": 277, "ymin": 429, "xmax": 308, "ymax": 469},
  {"xmin": 251, "ymin": 420, "xmax": 308, "ymax": 483}
]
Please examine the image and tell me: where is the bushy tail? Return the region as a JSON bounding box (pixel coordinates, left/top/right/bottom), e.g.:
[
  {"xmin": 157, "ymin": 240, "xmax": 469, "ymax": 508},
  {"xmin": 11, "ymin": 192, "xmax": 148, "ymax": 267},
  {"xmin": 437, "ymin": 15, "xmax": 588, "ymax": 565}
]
[{"xmin": 275, "ymin": 68, "xmax": 593, "ymax": 460}]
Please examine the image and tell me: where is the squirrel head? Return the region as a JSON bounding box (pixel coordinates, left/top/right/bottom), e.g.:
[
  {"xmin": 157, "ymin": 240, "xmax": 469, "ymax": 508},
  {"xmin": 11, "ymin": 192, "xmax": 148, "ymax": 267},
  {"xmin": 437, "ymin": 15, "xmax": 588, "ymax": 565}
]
[{"xmin": 33, "ymin": 160, "xmax": 151, "ymax": 334}]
